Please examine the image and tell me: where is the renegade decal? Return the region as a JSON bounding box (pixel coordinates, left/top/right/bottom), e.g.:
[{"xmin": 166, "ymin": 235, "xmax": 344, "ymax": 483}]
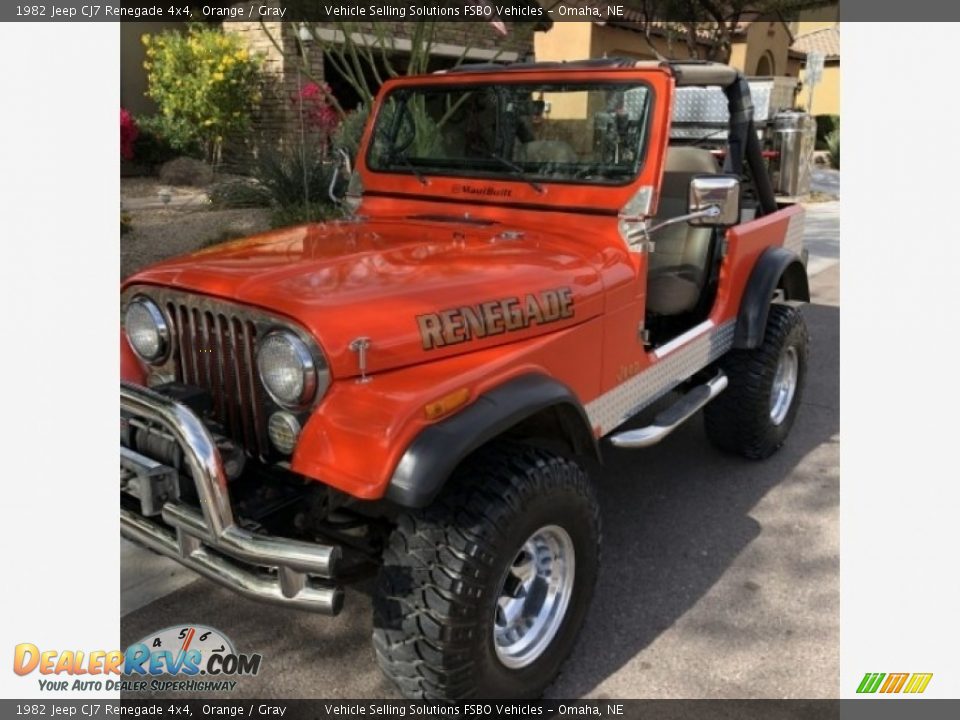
[{"xmin": 417, "ymin": 288, "xmax": 575, "ymax": 350}]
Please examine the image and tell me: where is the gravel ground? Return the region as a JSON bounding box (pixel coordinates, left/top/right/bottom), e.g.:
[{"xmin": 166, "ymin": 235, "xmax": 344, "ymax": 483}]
[
  {"xmin": 121, "ymin": 176, "xmax": 270, "ymax": 280},
  {"xmin": 121, "ymin": 176, "xmax": 201, "ymax": 200}
]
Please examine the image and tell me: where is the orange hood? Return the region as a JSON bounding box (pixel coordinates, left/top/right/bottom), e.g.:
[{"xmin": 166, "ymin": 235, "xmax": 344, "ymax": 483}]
[{"xmin": 125, "ymin": 217, "xmax": 610, "ymax": 379}]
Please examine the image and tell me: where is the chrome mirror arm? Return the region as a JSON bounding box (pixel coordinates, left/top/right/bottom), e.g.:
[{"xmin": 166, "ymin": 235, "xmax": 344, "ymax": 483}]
[
  {"xmin": 338, "ymin": 148, "xmax": 352, "ymax": 176},
  {"xmin": 619, "ymin": 205, "xmax": 720, "ymax": 250},
  {"xmin": 328, "ymin": 165, "xmax": 341, "ymax": 205},
  {"xmin": 646, "ymin": 205, "xmax": 720, "ymax": 235},
  {"xmin": 328, "ymin": 149, "xmax": 354, "ymax": 205}
]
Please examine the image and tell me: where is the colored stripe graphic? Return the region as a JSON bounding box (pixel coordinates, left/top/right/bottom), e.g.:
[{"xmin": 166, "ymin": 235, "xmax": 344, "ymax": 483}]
[
  {"xmin": 857, "ymin": 672, "xmax": 933, "ymax": 694},
  {"xmin": 903, "ymin": 673, "xmax": 933, "ymax": 694},
  {"xmin": 857, "ymin": 673, "xmax": 885, "ymax": 693},
  {"xmin": 880, "ymin": 673, "xmax": 909, "ymax": 693}
]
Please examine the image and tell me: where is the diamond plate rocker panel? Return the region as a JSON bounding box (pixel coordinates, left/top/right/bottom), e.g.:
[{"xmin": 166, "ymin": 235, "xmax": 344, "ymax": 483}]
[
  {"xmin": 585, "ymin": 320, "xmax": 736, "ymax": 436},
  {"xmin": 784, "ymin": 211, "xmax": 805, "ymax": 255}
]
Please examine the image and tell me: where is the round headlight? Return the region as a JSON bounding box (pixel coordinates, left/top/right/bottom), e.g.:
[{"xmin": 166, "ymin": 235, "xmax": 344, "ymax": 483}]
[
  {"xmin": 124, "ymin": 297, "xmax": 169, "ymax": 362},
  {"xmin": 257, "ymin": 331, "xmax": 322, "ymax": 407}
]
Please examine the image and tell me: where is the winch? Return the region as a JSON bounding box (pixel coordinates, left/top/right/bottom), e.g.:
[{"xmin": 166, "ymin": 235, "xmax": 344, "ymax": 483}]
[
  {"xmin": 120, "ymin": 413, "xmax": 246, "ymax": 482},
  {"xmin": 121, "ymin": 381, "xmax": 247, "ymax": 482}
]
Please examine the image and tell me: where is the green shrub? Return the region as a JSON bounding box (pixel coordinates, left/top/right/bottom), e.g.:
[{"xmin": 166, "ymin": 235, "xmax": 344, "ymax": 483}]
[
  {"xmin": 254, "ymin": 139, "xmax": 344, "ymax": 211},
  {"xmin": 825, "ymin": 117, "xmax": 839, "ymax": 169},
  {"xmin": 131, "ymin": 120, "xmax": 186, "ymax": 165},
  {"xmin": 142, "ymin": 24, "xmax": 262, "ymax": 164},
  {"xmin": 814, "ymin": 114, "xmax": 839, "ymax": 151},
  {"xmin": 214, "ymin": 138, "xmax": 349, "ymax": 228},
  {"xmin": 332, "ymin": 106, "xmax": 370, "ymax": 160},
  {"xmin": 136, "ymin": 115, "xmax": 203, "ymax": 161}
]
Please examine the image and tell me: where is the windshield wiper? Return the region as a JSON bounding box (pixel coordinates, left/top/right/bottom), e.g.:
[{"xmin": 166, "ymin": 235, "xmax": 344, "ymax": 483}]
[
  {"xmin": 486, "ymin": 152, "xmax": 545, "ymax": 194},
  {"xmin": 391, "ymin": 153, "xmax": 428, "ymax": 186}
]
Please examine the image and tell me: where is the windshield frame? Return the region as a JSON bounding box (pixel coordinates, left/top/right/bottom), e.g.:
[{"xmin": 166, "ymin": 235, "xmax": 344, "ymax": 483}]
[{"xmin": 363, "ymin": 77, "xmax": 655, "ymax": 190}]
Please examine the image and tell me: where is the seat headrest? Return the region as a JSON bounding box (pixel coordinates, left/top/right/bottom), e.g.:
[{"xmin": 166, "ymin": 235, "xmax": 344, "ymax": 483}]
[{"xmin": 664, "ymin": 146, "xmax": 720, "ymax": 175}]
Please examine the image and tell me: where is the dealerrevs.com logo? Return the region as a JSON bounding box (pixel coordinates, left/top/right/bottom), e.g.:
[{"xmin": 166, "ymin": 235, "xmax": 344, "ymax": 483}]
[
  {"xmin": 857, "ymin": 672, "xmax": 933, "ymax": 694},
  {"xmin": 13, "ymin": 625, "xmax": 262, "ymax": 692}
]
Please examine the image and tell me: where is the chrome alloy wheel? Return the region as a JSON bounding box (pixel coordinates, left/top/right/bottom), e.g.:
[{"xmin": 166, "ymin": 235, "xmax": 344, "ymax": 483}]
[
  {"xmin": 769, "ymin": 345, "xmax": 799, "ymax": 426},
  {"xmin": 493, "ymin": 525, "xmax": 576, "ymax": 669}
]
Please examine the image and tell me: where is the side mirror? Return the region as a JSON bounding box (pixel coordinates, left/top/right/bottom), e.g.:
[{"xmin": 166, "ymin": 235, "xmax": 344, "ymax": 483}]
[{"xmin": 688, "ymin": 175, "xmax": 740, "ymax": 226}]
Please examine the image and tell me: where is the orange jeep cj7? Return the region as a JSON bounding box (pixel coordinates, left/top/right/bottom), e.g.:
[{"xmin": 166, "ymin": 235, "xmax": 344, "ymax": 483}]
[{"xmin": 120, "ymin": 59, "xmax": 810, "ymax": 699}]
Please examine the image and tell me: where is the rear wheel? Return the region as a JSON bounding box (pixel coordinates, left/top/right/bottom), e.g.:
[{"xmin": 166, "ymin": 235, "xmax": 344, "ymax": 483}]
[
  {"xmin": 704, "ymin": 304, "xmax": 809, "ymax": 459},
  {"xmin": 372, "ymin": 444, "xmax": 600, "ymax": 699}
]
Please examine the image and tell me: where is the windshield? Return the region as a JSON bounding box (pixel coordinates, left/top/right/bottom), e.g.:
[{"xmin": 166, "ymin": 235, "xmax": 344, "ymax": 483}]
[{"xmin": 367, "ymin": 81, "xmax": 651, "ymax": 186}]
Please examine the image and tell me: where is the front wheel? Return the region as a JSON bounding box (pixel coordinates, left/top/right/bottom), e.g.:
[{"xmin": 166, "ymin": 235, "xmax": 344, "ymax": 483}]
[
  {"xmin": 372, "ymin": 445, "xmax": 600, "ymax": 699},
  {"xmin": 704, "ymin": 304, "xmax": 809, "ymax": 459}
]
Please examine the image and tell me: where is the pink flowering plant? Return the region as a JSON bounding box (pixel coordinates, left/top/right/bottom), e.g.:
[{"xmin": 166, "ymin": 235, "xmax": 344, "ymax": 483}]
[
  {"xmin": 292, "ymin": 82, "xmax": 341, "ymax": 153},
  {"xmin": 120, "ymin": 108, "xmax": 139, "ymax": 161}
]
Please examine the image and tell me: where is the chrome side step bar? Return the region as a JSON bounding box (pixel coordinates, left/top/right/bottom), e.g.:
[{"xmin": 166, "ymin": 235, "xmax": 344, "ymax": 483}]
[{"xmin": 608, "ymin": 372, "xmax": 728, "ymax": 449}]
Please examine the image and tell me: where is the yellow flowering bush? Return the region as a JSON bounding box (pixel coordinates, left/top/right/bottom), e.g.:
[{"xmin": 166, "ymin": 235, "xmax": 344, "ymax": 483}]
[{"xmin": 141, "ymin": 24, "xmax": 262, "ymax": 163}]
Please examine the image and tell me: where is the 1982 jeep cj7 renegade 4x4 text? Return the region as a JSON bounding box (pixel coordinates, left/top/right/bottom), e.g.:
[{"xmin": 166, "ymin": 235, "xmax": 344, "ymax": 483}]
[{"xmin": 120, "ymin": 59, "xmax": 810, "ymax": 699}]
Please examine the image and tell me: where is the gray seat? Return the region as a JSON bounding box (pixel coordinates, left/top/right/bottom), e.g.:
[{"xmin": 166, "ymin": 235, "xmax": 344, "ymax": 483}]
[{"xmin": 646, "ymin": 147, "xmax": 720, "ymax": 315}]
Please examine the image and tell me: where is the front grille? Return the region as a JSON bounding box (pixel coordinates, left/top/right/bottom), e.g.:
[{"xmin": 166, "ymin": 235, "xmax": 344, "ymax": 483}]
[{"xmin": 165, "ymin": 300, "xmax": 270, "ymax": 459}]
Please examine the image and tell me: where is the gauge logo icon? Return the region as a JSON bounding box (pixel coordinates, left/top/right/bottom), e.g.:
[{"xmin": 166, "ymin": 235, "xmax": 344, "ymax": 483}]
[{"xmin": 125, "ymin": 624, "xmax": 261, "ymax": 677}]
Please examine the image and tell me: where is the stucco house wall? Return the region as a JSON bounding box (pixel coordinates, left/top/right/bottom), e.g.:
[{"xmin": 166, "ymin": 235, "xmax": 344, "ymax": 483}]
[
  {"xmin": 798, "ymin": 60, "xmax": 840, "ymax": 116},
  {"xmin": 791, "ymin": 24, "xmax": 840, "ymax": 117},
  {"xmin": 733, "ymin": 19, "xmax": 793, "ymax": 77}
]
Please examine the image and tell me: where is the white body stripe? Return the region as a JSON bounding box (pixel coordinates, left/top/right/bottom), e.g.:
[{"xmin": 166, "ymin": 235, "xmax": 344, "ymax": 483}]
[{"xmin": 585, "ymin": 320, "xmax": 736, "ymax": 435}]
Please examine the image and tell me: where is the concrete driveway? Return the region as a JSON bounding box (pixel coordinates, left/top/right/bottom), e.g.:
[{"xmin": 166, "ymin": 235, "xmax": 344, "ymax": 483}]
[
  {"xmin": 811, "ymin": 167, "xmax": 840, "ymax": 199},
  {"xmin": 121, "ymin": 204, "xmax": 839, "ymax": 699}
]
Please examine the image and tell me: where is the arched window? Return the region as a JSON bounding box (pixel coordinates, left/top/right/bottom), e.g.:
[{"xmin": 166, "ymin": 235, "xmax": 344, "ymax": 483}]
[{"xmin": 756, "ymin": 51, "xmax": 775, "ymax": 76}]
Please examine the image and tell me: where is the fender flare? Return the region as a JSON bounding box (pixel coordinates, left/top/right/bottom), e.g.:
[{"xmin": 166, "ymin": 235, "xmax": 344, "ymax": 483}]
[
  {"xmin": 734, "ymin": 246, "xmax": 810, "ymax": 349},
  {"xmin": 385, "ymin": 374, "xmax": 598, "ymax": 509}
]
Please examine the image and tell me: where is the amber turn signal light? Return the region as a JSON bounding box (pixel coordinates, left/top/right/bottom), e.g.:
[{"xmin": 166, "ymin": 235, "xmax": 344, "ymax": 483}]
[{"xmin": 424, "ymin": 387, "xmax": 471, "ymax": 421}]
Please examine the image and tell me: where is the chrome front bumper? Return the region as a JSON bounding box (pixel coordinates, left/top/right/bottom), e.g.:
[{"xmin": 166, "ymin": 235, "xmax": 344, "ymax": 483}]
[{"xmin": 120, "ymin": 382, "xmax": 343, "ymax": 615}]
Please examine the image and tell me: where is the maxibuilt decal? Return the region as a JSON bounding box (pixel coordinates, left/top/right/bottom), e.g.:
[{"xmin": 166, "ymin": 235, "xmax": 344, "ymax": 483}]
[
  {"xmin": 452, "ymin": 184, "xmax": 512, "ymax": 198},
  {"xmin": 417, "ymin": 287, "xmax": 575, "ymax": 350}
]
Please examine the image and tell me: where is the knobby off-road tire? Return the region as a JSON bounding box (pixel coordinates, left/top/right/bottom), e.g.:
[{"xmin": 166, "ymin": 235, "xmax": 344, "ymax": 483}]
[
  {"xmin": 704, "ymin": 304, "xmax": 809, "ymax": 459},
  {"xmin": 372, "ymin": 445, "xmax": 600, "ymax": 699}
]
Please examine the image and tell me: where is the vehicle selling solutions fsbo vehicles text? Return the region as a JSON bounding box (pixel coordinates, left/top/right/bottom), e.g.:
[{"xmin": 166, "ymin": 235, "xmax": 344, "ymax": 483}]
[{"xmin": 322, "ymin": 3, "xmax": 548, "ymax": 18}]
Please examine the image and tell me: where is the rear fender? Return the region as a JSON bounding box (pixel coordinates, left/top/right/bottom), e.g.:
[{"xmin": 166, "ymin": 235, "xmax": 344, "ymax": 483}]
[{"xmin": 733, "ymin": 246, "xmax": 810, "ymax": 349}]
